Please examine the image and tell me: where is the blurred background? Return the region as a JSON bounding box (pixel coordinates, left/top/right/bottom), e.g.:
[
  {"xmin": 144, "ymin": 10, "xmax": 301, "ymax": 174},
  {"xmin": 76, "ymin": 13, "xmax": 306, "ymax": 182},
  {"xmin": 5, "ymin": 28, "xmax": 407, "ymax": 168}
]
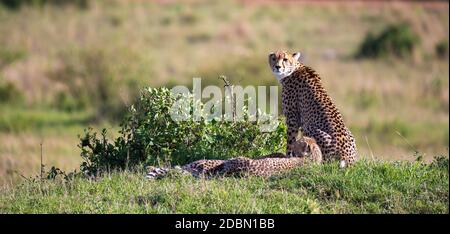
[{"xmin": 0, "ymin": 0, "xmax": 448, "ymax": 187}]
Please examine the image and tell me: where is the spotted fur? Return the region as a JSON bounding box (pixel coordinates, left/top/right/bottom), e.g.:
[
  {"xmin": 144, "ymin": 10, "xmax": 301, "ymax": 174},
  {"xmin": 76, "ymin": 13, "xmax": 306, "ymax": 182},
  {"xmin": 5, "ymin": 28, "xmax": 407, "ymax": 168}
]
[
  {"xmin": 146, "ymin": 137, "xmax": 322, "ymax": 179},
  {"xmin": 268, "ymin": 50, "xmax": 357, "ymax": 167}
]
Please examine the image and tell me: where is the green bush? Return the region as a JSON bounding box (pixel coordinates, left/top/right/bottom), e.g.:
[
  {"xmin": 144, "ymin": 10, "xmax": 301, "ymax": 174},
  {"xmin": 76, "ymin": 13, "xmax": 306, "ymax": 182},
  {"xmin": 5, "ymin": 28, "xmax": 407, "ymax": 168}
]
[
  {"xmin": 79, "ymin": 87, "xmax": 286, "ymax": 175},
  {"xmin": 435, "ymin": 40, "xmax": 449, "ymax": 59},
  {"xmin": 0, "ymin": 80, "xmax": 23, "ymax": 105},
  {"xmin": 356, "ymin": 23, "xmax": 420, "ymax": 58},
  {"xmin": 53, "ymin": 91, "xmax": 81, "ymax": 112}
]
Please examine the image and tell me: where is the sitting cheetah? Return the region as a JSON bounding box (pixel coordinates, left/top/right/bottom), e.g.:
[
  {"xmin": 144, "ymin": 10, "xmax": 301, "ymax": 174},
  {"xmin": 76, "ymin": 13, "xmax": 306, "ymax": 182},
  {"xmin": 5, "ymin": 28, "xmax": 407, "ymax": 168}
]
[
  {"xmin": 146, "ymin": 137, "xmax": 322, "ymax": 179},
  {"xmin": 268, "ymin": 50, "xmax": 357, "ymax": 167}
]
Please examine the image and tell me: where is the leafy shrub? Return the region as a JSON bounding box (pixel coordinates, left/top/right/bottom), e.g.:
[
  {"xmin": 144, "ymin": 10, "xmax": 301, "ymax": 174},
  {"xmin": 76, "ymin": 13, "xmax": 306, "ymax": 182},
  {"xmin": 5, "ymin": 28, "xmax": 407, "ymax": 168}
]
[
  {"xmin": 435, "ymin": 40, "xmax": 449, "ymax": 59},
  {"xmin": 79, "ymin": 87, "xmax": 286, "ymax": 175},
  {"xmin": 356, "ymin": 23, "xmax": 420, "ymax": 58},
  {"xmin": 53, "ymin": 91, "xmax": 81, "ymax": 112},
  {"xmin": 430, "ymin": 155, "xmax": 449, "ymax": 171},
  {"xmin": 0, "ymin": 79, "xmax": 23, "ymax": 105}
]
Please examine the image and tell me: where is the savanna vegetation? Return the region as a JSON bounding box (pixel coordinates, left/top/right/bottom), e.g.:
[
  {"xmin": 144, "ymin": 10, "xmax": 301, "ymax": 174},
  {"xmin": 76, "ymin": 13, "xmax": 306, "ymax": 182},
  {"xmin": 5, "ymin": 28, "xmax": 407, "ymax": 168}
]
[
  {"xmin": 0, "ymin": 0, "xmax": 448, "ymax": 213},
  {"xmin": 1, "ymin": 158, "xmax": 448, "ymax": 213}
]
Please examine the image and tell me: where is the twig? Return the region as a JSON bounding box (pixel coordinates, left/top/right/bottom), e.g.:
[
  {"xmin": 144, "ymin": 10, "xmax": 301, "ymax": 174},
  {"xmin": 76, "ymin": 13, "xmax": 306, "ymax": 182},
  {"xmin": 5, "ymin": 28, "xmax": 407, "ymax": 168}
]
[
  {"xmin": 40, "ymin": 141, "xmax": 43, "ymax": 181},
  {"xmin": 125, "ymin": 148, "xmax": 130, "ymax": 171},
  {"xmin": 218, "ymin": 75, "xmax": 231, "ymax": 87},
  {"xmin": 364, "ymin": 136, "xmax": 375, "ymax": 160},
  {"xmin": 218, "ymin": 75, "xmax": 236, "ymax": 122},
  {"xmin": 395, "ymin": 130, "xmax": 418, "ymax": 153},
  {"xmin": 14, "ymin": 170, "xmax": 31, "ymax": 182}
]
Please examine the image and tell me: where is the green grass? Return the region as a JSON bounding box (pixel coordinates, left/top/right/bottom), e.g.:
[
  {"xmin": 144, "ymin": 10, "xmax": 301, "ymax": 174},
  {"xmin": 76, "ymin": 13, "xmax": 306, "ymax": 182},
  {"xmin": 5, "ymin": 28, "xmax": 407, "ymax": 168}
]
[
  {"xmin": 1, "ymin": 159, "xmax": 447, "ymax": 214},
  {"xmin": 0, "ymin": 0, "xmax": 448, "ymax": 189},
  {"xmin": 0, "ymin": 106, "xmax": 90, "ymax": 133}
]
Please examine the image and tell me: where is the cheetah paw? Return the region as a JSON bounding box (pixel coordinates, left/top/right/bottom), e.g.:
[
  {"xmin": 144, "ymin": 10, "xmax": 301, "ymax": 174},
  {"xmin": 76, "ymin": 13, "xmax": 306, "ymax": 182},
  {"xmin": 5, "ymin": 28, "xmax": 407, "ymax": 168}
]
[{"xmin": 146, "ymin": 167, "xmax": 169, "ymax": 179}]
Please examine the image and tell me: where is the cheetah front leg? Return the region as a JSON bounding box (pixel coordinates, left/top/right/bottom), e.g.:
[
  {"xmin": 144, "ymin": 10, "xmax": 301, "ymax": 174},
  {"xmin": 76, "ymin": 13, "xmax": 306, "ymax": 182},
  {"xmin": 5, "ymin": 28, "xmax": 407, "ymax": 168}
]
[{"xmin": 286, "ymin": 116, "xmax": 300, "ymax": 157}]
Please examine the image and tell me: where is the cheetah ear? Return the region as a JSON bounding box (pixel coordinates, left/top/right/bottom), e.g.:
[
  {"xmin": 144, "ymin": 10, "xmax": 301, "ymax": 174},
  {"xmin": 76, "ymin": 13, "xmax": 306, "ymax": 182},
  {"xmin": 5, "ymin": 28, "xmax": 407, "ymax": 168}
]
[{"xmin": 293, "ymin": 52, "xmax": 301, "ymax": 61}]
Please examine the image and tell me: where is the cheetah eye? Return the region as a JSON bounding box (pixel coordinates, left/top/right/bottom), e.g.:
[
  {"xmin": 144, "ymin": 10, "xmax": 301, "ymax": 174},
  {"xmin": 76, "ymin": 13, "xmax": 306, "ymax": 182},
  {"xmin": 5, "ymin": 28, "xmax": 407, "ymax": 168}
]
[{"xmin": 283, "ymin": 58, "xmax": 288, "ymax": 62}]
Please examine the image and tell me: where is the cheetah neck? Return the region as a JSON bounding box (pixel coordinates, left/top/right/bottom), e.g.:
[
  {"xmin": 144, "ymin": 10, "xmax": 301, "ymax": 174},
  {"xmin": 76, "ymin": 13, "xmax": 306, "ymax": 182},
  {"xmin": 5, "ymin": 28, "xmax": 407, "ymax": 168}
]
[
  {"xmin": 279, "ymin": 64, "xmax": 306, "ymax": 84},
  {"xmin": 280, "ymin": 64, "xmax": 323, "ymax": 86}
]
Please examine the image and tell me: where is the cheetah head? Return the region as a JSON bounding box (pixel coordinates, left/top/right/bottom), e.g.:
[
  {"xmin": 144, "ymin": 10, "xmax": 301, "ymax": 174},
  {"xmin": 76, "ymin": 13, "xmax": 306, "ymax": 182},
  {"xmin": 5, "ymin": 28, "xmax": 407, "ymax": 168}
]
[
  {"xmin": 292, "ymin": 140, "xmax": 312, "ymax": 157},
  {"xmin": 268, "ymin": 51, "xmax": 301, "ymax": 81}
]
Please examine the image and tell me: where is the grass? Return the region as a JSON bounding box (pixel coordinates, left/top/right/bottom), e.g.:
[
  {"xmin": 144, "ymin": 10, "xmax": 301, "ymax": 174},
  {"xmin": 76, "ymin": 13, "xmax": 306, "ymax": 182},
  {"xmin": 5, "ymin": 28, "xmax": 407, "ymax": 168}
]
[
  {"xmin": 0, "ymin": 159, "xmax": 447, "ymax": 214},
  {"xmin": 0, "ymin": 105, "xmax": 119, "ymax": 187},
  {"xmin": 0, "ymin": 0, "xmax": 448, "ymax": 188},
  {"xmin": 0, "ymin": 105, "xmax": 91, "ymax": 133}
]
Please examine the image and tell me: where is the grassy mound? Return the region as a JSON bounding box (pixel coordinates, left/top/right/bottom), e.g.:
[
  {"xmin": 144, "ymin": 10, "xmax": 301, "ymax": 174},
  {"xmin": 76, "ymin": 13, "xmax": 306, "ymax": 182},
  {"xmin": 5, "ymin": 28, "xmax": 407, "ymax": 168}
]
[{"xmin": 1, "ymin": 159, "xmax": 447, "ymax": 214}]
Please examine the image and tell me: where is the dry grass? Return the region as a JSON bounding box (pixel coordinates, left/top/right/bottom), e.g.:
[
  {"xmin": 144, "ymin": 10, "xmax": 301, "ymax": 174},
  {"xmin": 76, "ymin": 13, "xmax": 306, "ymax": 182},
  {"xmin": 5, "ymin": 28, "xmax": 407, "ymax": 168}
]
[{"xmin": 0, "ymin": 133, "xmax": 81, "ymax": 188}]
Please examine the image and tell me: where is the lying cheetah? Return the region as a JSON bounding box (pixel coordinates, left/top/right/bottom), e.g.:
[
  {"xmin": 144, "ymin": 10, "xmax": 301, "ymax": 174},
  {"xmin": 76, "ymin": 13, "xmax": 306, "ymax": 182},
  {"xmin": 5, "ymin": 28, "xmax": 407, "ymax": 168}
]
[
  {"xmin": 268, "ymin": 50, "xmax": 357, "ymax": 167},
  {"xmin": 146, "ymin": 137, "xmax": 322, "ymax": 179}
]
